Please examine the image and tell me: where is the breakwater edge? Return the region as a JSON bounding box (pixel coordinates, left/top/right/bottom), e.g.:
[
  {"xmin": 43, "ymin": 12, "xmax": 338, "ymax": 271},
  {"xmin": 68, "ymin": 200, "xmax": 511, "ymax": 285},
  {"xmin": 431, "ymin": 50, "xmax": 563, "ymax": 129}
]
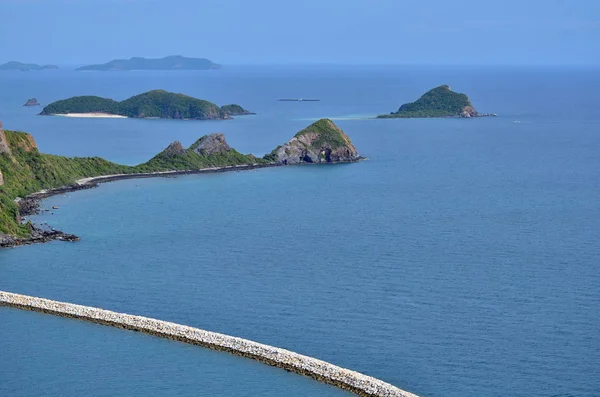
[{"xmin": 0, "ymin": 291, "xmax": 419, "ymax": 397}]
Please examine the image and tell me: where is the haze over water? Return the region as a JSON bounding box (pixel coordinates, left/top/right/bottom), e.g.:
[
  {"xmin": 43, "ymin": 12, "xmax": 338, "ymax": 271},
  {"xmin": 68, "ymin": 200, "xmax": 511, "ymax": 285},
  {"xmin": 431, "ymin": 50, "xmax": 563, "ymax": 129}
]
[{"xmin": 1, "ymin": 65, "xmax": 600, "ymax": 397}]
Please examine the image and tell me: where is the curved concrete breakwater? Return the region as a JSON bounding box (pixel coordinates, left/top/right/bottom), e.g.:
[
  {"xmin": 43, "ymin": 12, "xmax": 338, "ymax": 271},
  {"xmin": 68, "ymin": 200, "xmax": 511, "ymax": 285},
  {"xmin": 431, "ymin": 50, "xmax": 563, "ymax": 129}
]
[{"xmin": 0, "ymin": 291, "xmax": 419, "ymax": 397}]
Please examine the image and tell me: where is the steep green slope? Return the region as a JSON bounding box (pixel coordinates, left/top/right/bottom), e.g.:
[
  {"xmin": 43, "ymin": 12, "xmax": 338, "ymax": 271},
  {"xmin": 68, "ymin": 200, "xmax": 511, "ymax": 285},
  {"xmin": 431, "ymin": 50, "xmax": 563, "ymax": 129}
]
[
  {"xmin": 0, "ymin": 130, "xmax": 129, "ymax": 236},
  {"xmin": 40, "ymin": 90, "xmax": 251, "ymax": 120},
  {"xmin": 0, "ymin": 130, "xmax": 261, "ymax": 237}
]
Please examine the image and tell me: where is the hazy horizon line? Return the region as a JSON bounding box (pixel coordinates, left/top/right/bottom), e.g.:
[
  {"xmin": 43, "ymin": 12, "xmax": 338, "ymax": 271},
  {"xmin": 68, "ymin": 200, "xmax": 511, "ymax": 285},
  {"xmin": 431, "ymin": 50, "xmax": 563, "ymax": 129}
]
[{"xmin": 2, "ymin": 60, "xmax": 599, "ymax": 68}]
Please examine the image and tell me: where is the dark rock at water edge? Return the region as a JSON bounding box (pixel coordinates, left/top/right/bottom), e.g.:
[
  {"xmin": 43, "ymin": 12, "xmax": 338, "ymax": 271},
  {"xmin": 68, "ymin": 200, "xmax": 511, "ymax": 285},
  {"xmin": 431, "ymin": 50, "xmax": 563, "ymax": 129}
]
[{"xmin": 0, "ymin": 226, "xmax": 80, "ymax": 248}]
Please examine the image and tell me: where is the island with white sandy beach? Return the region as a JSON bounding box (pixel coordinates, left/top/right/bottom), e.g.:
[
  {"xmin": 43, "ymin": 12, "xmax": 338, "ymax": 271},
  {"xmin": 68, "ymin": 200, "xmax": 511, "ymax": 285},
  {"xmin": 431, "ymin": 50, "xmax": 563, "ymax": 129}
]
[{"xmin": 40, "ymin": 90, "xmax": 253, "ymax": 120}]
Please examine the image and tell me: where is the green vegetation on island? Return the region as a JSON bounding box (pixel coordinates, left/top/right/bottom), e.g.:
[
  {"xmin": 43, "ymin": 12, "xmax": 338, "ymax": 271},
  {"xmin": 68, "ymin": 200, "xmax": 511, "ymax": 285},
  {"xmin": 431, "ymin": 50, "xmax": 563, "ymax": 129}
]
[
  {"xmin": 220, "ymin": 104, "xmax": 255, "ymax": 116},
  {"xmin": 0, "ymin": 129, "xmax": 261, "ymax": 239},
  {"xmin": 0, "ymin": 118, "xmax": 360, "ymax": 244},
  {"xmin": 137, "ymin": 134, "xmax": 264, "ymax": 172},
  {"xmin": 76, "ymin": 56, "xmax": 220, "ymax": 71},
  {"xmin": 377, "ymin": 85, "xmax": 493, "ymax": 118},
  {"xmin": 40, "ymin": 90, "xmax": 252, "ymax": 120},
  {"xmin": 0, "ymin": 61, "xmax": 58, "ymax": 71},
  {"xmin": 0, "ymin": 129, "xmax": 128, "ymax": 237},
  {"xmin": 265, "ymin": 119, "xmax": 360, "ymax": 164}
]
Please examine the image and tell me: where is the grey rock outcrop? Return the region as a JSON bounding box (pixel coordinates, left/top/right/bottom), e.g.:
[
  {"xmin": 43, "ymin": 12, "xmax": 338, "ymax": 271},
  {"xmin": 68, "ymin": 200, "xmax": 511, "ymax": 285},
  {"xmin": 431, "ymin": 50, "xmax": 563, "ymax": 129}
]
[
  {"xmin": 191, "ymin": 133, "xmax": 231, "ymax": 155},
  {"xmin": 161, "ymin": 141, "xmax": 186, "ymax": 157},
  {"xmin": 270, "ymin": 119, "xmax": 360, "ymax": 165},
  {"xmin": 0, "ymin": 122, "xmax": 11, "ymax": 157}
]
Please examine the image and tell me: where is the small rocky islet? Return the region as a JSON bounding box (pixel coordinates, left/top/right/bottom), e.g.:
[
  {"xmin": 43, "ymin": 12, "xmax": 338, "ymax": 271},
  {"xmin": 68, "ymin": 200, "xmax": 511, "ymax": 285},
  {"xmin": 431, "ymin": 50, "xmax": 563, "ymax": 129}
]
[
  {"xmin": 378, "ymin": 85, "xmax": 496, "ymax": 118},
  {"xmin": 0, "ymin": 118, "xmax": 361, "ymax": 247},
  {"xmin": 23, "ymin": 98, "xmax": 40, "ymax": 107}
]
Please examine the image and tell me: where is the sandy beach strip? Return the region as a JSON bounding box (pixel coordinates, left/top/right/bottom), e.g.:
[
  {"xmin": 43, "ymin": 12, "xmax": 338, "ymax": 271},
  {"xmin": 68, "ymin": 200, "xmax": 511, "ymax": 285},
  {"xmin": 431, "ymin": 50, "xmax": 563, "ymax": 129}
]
[
  {"xmin": 54, "ymin": 113, "xmax": 128, "ymax": 118},
  {"xmin": 73, "ymin": 166, "xmax": 253, "ymax": 185}
]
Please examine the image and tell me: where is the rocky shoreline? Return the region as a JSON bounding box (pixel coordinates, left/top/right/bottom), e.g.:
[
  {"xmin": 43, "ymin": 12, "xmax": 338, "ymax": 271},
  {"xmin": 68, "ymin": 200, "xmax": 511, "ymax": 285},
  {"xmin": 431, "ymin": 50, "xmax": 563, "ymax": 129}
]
[
  {"xmin": 0, "ymin": 290, "xmax": 419, "ymax": 397},
  {"xmin": 1, "ymin": 164, "xmax": 274, "ymax": 249},
  {"xmin": 0, "ymin": 227, "xmax": 79, "ymax": 248}
]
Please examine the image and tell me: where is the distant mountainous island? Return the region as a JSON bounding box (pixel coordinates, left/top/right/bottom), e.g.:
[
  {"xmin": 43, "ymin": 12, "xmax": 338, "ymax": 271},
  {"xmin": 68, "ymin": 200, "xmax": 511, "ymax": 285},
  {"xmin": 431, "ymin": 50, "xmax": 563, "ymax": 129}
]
[
  {"xmin": 39, "ymin": 90, "xmax": 252, "ymax": 120},
  {"xmin": 0, "ymin": 118, "xmax": 361, "ymax": 246},
  {"xmin": 377, "ymin": 85, "xmax": 496, "ymax": 118},
  {"xmin": 0, "ymin": 61, "xmax": 58, "ymax": 71},
  {"xmin": 76, "ymin": 56, "xmax": 220, "ymax": 71}
]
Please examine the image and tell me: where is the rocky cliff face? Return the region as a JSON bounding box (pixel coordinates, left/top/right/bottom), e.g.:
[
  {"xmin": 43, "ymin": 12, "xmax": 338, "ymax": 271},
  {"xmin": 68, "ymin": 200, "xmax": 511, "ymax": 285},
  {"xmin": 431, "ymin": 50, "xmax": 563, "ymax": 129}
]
[
  {"xmin": 460, "ymin": 106, "xmax": 478, "ymax": 118},
  {"xmin": 0, "ymin": 122, "xmax": 9, "ymax": 185},
  {"xmin": 269, "ymin": 119, "xmax": 360, "ymax": 165},
  {"xmin": 190, "ymin": 133, "xmax": 231, "ymax": 155},
  {"xmin": 160, "ymin": 141, "xmax": 186, "ymax": 157}
]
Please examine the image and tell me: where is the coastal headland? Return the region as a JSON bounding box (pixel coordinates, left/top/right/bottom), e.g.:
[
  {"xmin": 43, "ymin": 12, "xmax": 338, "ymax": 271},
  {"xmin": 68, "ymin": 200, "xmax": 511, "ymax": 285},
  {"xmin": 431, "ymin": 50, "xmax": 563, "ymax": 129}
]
[
  {"xmin": 0, "ymin": 119, "xmax": 362, "ymax": 247},
  {"xmin": 0, "ymin": 290, "xmax": 419, "ymax": 397}
]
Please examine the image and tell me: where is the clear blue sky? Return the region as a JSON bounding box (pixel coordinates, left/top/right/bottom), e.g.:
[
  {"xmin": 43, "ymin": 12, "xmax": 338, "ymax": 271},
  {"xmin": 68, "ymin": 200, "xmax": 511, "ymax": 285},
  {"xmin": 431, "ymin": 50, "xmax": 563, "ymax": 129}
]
[{"xmin": 1, "ymin": 0, "xmax": 598, "ymax": 65}]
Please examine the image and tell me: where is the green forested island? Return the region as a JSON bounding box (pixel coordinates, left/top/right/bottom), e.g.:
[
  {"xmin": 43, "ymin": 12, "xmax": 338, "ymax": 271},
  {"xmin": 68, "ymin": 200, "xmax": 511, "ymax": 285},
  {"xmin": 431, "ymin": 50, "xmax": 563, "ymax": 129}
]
[
  {"xmin": 377, "ymin": 85, "xmax": 495, "ymax": 118},
  {"xmin": 40, "ymin": 90, "xmax": 252, "ymax": 120},
  {"xmin": 76, "ymin": 56, "xmax": 220, "ymax": 71},
  {"xmin": 0, "ymin": 119, "xmax": 360, "ymax": 246},
  {"xmin": 0, "ymin": 61, "xmax": 58, "ymax": 71},
  {"xmin": 265, "ymin": 119, "xmax": 359, "ymax": 164}
]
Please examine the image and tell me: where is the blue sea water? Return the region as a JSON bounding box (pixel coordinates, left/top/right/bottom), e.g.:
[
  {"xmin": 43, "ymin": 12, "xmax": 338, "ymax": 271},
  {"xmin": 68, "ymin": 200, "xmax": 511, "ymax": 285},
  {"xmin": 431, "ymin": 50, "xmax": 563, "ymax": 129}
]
[{"xmin": 1, "ymin": 65, "xmax": 600, "ymax": 397}]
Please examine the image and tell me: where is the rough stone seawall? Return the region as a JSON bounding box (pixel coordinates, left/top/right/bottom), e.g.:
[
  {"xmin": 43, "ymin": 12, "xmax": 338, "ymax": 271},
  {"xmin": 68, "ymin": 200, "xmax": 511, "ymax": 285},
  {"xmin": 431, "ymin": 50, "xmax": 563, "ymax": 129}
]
[{"xmin": 0, "ymin": 291, "xmax": 419, "ymax": 397}]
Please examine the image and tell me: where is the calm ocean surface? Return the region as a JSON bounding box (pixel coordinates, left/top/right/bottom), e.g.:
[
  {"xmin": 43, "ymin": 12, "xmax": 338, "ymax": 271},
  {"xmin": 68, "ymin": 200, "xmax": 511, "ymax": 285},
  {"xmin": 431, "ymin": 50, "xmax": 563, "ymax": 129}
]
[{"xmin": 1, "ymin": 65, "xmax": 599, "ymax": 396}]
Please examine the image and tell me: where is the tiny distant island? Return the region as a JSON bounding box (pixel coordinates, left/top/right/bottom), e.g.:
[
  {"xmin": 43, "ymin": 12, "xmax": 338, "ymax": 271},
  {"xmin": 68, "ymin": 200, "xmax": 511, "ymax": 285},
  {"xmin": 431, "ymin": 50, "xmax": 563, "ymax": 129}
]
[
  {"xmin": 0, "ymin": 118, "xmax": 361, "ymax": 247},
  {"xmin": 0, "ymin": 62, "xmax": 58, "ymax": 71},
  {"xmin": 377, "ymin": 85, "xmax": 496, "ymax": 118},
  {"xmin": 23, "ymin": 98, "xmax": 40, "ymax": 107},
  {"xmin": 39, "ymin": 90, "xmax": 253, "ymax": 120},
  {"xmin": 76, "ymin": 55, "xmax": 220, "ymax": 71}
]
